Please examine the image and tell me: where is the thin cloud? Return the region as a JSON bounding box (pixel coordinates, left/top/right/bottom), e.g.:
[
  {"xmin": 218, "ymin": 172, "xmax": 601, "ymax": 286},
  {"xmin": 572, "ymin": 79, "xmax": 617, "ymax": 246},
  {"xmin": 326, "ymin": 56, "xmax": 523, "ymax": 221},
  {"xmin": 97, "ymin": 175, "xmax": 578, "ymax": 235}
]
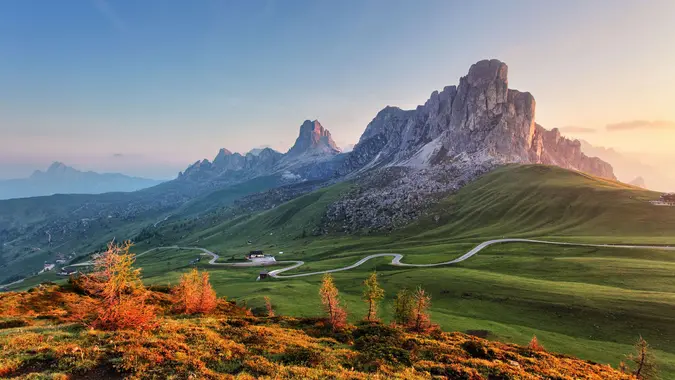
[
  {"xmin": 559, "ymin": 126, "xmax": 597, "ymax": 134},
  {"xmin": 92, "ymin": 0, "xmax": 127, "ymax": 32},
  {"xmin": 606, "ymin": 120, "xmax": 675, "ymax": 131}
]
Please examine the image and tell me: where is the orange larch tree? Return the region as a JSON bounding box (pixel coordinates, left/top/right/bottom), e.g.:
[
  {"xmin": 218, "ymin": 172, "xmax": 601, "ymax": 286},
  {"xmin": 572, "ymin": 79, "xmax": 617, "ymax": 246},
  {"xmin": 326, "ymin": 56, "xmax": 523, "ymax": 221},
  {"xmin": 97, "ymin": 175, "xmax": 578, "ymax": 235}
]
[
  {"xmin": 412, "ymin": 286, "xmax": 432, "ymax": 332},
  {"xmin": 319, "ymin": 273, "xmax": 347, "ymax": 330},
  {"xmin": 75, "ymin": 240, "xmax": 156, "ymax": 331},
  {"xmin": 173, "ymin": 268, "xmax": 217, "ymax": 315}
]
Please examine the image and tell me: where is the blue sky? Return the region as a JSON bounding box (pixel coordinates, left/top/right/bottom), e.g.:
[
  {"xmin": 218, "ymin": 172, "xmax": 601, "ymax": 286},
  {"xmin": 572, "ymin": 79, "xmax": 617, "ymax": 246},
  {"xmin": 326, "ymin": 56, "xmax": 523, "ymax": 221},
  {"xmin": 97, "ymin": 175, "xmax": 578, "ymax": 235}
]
[{"xmin": 1, "ymin": 0, "xmax": 674, "ymax": 179}]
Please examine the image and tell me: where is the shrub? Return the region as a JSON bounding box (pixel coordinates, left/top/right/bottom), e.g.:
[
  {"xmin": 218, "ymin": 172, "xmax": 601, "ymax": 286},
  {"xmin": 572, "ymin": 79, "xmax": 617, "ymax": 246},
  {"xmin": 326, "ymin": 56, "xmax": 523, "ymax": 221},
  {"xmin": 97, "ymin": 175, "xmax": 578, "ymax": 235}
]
[
  {"xmin": 528, "ymin": 335, "xmax": 545, "ymax": 352},
  {"xmin": 280, "ymin": 346, "xmax": 325, "ymax": 366},
  {"xmin": 461, "ymin": 339, "xmax": 495, "ymax": 360},
  {"xmin": 352, "ymin": 323, "xmax": 411, "ymax": 371},
  {"xmin": 172, "ymin": 269, "xmax": 218, "ymax": 315},
  {"xmin": 264, "ymin": 296, "xmax": 275, "ymax": 317}
]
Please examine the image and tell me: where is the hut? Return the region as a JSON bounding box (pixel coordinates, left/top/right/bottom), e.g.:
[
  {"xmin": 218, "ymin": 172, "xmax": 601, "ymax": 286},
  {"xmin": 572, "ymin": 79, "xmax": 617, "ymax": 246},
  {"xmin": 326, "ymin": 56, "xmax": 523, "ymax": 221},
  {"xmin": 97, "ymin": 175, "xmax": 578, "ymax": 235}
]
[
  {"xmin": 259, "ymin": 270, "xmax": 269, "ymax": 280},
  {"xmin": 247, "ymin": 250, "xmax": 265, "ymax": 260}
]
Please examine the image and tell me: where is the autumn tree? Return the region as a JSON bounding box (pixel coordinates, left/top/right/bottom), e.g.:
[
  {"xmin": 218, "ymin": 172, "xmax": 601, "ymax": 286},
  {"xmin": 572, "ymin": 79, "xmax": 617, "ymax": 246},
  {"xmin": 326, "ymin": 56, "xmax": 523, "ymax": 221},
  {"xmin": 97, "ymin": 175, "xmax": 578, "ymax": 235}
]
[
  {"xmin": 528, "ymin": 335, "xmax": 545, "ymax": 352},
  {"xmin": 75, "ymin": 240, "xmax": 156, "ymax": 330},
  {"xmin": 173, "ymin": 269, "xmax": 217, "ymax": 315},
  {"xmin": 393, "ymin": 288, "xmax": 415, "ymax": 325},
  {"xmin": 626, "ymin": 336, "xmax": 659, "ymax": 379},
  {"xmin": 412, "ymin": 286, "xmax": 432, "ymax": 332},
  {"xmin": 264, "ymin": 296, "xmax": 275, "ymax": 317},
  {"xmin": 362, "ymin": 272, "xmax": 384, "ymax": 322},
  {"xmin": 319, "ymin": 274, "xmax": 347, "ymax": 330}
]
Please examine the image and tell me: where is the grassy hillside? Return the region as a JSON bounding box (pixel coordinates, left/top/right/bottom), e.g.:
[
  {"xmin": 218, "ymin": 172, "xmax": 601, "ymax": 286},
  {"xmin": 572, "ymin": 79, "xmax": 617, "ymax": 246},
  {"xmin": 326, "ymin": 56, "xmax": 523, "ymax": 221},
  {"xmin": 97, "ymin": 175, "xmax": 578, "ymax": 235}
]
[
  {"xmin": 404, "ymin": 164, "xmax": 674, "ymax": 244},
  {"xmin": 0, "ymin": 285, "xmax": 634, "ymax": 379},
  {"xmin": 6, "ymin": 164, "xmax": 675, "ymax": 376}
]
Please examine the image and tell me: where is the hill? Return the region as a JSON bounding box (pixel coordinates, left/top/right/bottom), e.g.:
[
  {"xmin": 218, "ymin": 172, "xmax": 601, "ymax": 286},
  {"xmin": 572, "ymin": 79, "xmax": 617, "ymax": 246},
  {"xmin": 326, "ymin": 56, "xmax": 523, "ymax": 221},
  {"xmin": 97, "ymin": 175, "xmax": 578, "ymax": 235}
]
[{"xmin": 0, "ymin": 284, "xmax": 633, "ymax": 379}]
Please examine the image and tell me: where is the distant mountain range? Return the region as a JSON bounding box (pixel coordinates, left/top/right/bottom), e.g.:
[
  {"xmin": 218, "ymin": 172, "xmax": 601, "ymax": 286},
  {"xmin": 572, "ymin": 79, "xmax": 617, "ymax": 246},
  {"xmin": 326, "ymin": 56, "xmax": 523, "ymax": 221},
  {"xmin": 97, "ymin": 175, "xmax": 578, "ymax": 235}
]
[
  {"xmin": 0, "ymin": 162, "xmax": 164, "ymax": 200},
  {"xmin": 578, "ymin": 140, "xmax": 675, "ymax": 192}
]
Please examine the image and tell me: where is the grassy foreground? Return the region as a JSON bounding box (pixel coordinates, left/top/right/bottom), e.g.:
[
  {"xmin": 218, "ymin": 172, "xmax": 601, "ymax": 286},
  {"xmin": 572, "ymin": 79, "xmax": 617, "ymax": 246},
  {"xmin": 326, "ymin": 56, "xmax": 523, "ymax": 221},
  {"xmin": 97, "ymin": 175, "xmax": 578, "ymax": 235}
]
[{"xmin": 0, "ymin": 284, "xmax": 633, "ymax": 379}]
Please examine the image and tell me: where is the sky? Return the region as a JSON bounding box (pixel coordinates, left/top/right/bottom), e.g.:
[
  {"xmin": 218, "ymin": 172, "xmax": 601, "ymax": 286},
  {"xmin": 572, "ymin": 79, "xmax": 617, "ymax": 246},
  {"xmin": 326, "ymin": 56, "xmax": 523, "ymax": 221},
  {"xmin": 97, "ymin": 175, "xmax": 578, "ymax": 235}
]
[{"xmin": 1, "ymin": 0, "xmax": 674, "ymax": 179}]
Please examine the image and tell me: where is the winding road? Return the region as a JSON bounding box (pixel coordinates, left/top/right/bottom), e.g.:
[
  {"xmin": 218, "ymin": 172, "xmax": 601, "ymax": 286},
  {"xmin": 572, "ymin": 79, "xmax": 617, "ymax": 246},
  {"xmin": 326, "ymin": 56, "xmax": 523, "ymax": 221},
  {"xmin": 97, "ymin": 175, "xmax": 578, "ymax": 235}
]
[{"xmin": 61, "ymin": 238, "xmax": 675, "ymax": 280}]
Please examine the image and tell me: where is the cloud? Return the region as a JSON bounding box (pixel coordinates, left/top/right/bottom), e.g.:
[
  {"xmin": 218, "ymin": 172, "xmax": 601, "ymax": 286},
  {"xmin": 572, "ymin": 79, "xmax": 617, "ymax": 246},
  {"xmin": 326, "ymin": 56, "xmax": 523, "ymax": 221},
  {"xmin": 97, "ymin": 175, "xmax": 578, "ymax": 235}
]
[
  {"xmin": 92, "ymin": 0, "xmax": 127, "ymax": 32},
  {"xmin": 606, "ymin": 120, "xmax": 675, "ymax": 132},
  {"xmin": 112, "ymin": 153, "xmax": 124, "ymax": 158},
  {"xmin": 559, "ymin": 126, "xmax": 597, "ymax": 134}
]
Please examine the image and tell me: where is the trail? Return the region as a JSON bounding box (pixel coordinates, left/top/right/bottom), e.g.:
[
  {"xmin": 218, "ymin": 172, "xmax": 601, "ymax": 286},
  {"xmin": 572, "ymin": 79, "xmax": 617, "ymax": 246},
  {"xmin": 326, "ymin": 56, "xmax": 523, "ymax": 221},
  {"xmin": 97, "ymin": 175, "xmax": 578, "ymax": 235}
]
[{"xmin": 63, "ymin": 239, "xmax": 675, "ymax": 280}]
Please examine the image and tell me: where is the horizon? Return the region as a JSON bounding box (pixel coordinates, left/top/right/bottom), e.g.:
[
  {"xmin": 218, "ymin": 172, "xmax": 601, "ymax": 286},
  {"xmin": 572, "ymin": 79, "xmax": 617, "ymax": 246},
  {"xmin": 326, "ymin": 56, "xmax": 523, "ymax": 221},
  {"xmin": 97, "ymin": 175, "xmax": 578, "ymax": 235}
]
[{"xmin": 1, "ymin": 0, "xmax": 674, "ymax": 181}]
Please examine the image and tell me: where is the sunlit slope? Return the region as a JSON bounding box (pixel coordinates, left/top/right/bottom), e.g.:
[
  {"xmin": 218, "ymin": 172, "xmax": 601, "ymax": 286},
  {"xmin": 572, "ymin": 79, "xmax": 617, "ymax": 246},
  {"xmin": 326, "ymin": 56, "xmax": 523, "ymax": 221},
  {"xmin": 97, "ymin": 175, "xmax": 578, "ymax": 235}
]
[{"xmin": 408, "ymin": 165, "xmax": 674, "ymax": 243}]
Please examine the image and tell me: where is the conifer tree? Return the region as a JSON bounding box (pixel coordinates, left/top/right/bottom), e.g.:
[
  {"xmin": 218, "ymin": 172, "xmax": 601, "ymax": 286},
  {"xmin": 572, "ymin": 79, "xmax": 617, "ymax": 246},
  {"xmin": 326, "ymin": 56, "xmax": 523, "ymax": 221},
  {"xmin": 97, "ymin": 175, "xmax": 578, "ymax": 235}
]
[
  {"xmin": 173, "ymin": 268, "xmax": 217, "ymax": 315},
  {"xmin": 626, "ymin": 336, "xmax": 659, "ymax": 379},
  {"xmin": 319, "ymin": 274, "xmax": 347, "ymax": 330},
  {"xmin": 362, "ymin": 272, "xmax": 385, "ymax": 322},
  {"xmin": 393, "ymin": 288, "xmax": 415, "ymax": 325},
  {"xmin": 77, "ymin": 240, "xmax": 156, "ymax": 330},
  {"xmin": 412, "ymin": 286, "xmax": 431, "ymax": 332}
]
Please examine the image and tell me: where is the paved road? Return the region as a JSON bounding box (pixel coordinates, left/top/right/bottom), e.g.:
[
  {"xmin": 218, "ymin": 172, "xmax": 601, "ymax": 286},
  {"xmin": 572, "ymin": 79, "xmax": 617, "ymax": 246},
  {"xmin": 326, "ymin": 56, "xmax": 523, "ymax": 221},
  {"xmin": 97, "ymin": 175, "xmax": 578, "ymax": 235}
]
[
  {"xmin": 61, "ymin": 238, "xmax": 675, "ymax": 280},
  {"xmin": 266, "ymin": 238, "xmax": 675, "ymax": 278}
]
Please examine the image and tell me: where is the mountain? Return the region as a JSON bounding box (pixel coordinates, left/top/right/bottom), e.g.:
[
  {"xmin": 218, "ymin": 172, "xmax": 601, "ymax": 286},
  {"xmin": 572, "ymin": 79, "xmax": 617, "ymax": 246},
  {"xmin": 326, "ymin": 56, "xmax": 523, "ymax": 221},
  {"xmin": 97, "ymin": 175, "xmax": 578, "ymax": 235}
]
[
  {"xmin": 629, "ymin": 176, "xmax": 646, "ymax": 188},
  {"xmin": 579, "ymin": 140, "xmax": 675, "ymax": 192},
  {"xmin": 341, "ymin": 59, "xmax": 614, "ymax": 179},
  {"xmin": 286, "ymin": 120, "xmax": 341, "ymax": 156},
  {"xmin": 178, "ymin": 119, "xmax": 342, "ymax": 185},
  {"xmin": 0, "ymin": 162, "xmax": 163, "ymax": 200}
]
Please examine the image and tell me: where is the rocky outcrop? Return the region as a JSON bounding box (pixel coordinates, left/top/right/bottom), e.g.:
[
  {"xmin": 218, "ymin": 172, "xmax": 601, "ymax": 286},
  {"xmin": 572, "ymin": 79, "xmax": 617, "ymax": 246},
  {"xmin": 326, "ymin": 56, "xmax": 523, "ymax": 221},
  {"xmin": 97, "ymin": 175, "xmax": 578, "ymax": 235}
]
[
  {"xmin": 287, "ymin": 120, "xmax": 340, "ymax": 156},
  {"xmin": 530, "ymin": 126, "xmax": 615, "ymax": 179},
  {"xmin": 344, "ymin": 59, "xmax": 615, "ymax": 180}
]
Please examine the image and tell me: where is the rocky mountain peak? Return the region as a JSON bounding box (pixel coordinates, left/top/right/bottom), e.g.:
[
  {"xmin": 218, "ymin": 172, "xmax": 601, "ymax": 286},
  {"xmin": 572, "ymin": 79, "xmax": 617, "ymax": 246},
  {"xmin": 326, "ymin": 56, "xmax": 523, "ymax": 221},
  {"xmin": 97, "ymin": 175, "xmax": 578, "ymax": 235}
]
[
  {"xmin": 287, "ymin": 120, "xmax": 340, "ymax": 156},
  {"xmin": 30, "ymin": 162, "xmax": 79, "ymax": 179},
  {"xmin": 344, "ymin": 58, "xmax": 614, "ymax": 179},
  {"xmin": 466, "ymin": 59, "xmax": 509, "ymax": 87}
]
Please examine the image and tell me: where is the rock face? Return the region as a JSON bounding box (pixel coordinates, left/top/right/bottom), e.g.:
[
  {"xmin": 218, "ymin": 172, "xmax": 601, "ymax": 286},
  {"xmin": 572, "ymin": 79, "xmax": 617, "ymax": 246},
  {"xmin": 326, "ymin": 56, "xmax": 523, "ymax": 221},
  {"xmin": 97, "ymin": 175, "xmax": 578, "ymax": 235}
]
[
  {"xmin": 530, "ymin": 126, "xmax": 615, "ymax": 179},
  {"xmin": 345, "ymin": 59, "xmax": 615, "ymax": 180},
  {"xmin": 287, "ymin": 120, "xmax": 340, "ymax": 157}
]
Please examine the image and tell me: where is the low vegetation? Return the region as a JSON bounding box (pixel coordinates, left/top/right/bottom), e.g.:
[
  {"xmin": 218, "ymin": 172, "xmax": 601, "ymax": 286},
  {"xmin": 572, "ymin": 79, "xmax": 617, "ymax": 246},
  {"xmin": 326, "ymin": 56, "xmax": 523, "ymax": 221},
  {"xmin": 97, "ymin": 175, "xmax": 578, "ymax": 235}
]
[{"xmin": 1, "ymin": 284, "xmax": 637, "ymax": 379}]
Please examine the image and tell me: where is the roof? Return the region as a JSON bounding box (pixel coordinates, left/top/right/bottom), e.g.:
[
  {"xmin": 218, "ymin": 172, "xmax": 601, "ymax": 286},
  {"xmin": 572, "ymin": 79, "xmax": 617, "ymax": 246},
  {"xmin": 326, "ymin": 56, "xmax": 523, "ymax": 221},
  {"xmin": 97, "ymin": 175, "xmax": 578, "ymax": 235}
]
[{"xmin": 260, "ymin": 270, "xmax": 269, "ymax": 274}]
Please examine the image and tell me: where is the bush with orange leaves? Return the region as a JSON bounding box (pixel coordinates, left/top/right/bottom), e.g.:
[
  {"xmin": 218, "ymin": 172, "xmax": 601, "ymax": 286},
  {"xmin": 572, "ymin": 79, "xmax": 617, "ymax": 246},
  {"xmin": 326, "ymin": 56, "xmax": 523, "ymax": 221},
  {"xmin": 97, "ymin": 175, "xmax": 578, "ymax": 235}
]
[
  {"xmin": 172, "ymin": 268, "xmax": 218, "ymax": 315},
  {"xmin": 71, "ymin": 240, "xmax": 157, "ymax": 331}
]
